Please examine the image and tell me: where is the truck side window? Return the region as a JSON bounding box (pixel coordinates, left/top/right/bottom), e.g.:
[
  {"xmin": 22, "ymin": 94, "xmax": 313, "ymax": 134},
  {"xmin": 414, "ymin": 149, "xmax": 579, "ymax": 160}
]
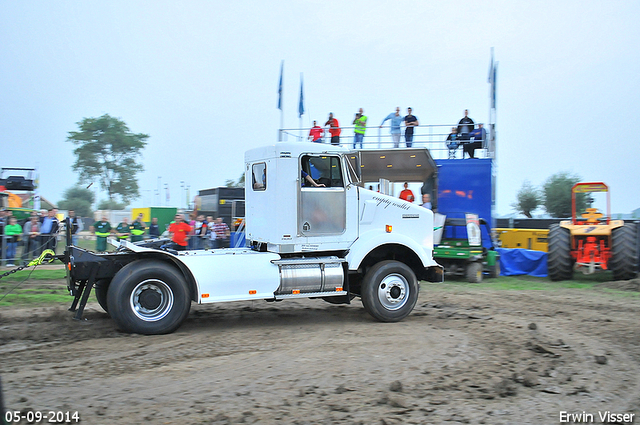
[
  {"xmin": 252, "ymin": 163, "xmax": 266, "ymax": 191},
  {"xmin": 301, "ymin": 155, "xmax": 343, "ymax": 188}
]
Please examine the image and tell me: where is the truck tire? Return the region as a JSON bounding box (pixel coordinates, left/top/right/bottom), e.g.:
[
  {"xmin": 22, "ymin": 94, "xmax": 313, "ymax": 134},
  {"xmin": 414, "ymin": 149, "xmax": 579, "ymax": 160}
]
[
  {"xmin": 466, "ymin": 262, "xmax": 483, "ymax": 283},
  {"xmin": 107, "ymin": 260, "xmax": 191, "ymax": 335},
  {"xmin": 361, "ymin": 261, "xmax": 418, "ymax": 322},
  {"xmin": 547, "ymin": 224, "xmax": 573, "ymax": 281},
  {"xmin": 94, "ymin": 279, "xmax": 110, "ymax": 315},
  {"xmin": 610, "ymin": 224, "xmax": 639, "ymax": 281}
]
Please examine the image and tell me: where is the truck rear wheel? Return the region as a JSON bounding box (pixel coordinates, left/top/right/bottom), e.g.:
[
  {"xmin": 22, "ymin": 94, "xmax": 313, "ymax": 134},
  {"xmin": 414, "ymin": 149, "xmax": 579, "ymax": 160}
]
[
  {"xmin": 610, "ymin": 224, "xmax": 638, "ymax": 281},
  {"xmin": 361, "ymin": 261, "xmax": 418, "ymax": 322},
  {"xmin": 94, "ymin": 279, "xmax": 110, "ymax": 315},
  {"xmin": 107, "ymin": 260, "xmax": 191, "ymax": 335},
  {"xmin": 547, "ymin": 224, "xmax": 573, "ymax": 281},
  {"xmin": 466, "ymin": 262, "xmax": 483, "ymax": 283}
]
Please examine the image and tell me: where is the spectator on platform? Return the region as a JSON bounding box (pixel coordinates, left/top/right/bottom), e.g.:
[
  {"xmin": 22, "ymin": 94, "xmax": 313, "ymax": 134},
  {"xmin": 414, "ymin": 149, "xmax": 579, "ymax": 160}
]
[
  {"xmin": 352, "ymin": 108, "xmax": 367, "ymax": 149},
  {"xmin": 457, "ymin": 109, "xmax": 475, "ymax": 140},
  {"xmin": 404, "ymin": 108, "xmax": 419, "ymax": 147},
  {"xmin": 380, "ymin": 107, "xmax": 403, "ymax": 148},
  {"xmin": 446, "ymin": 127, "xmax": 459, "ymax": 158},
  {"xmin": 464, "ymin": 123, "xmax": 486, "ymax": 159},
  {"xmin": 325, "ymin": 113, "xmax": 341, "ymax": 146},
  {"xmin": 308, "ymin": 120, "xmax": 324, "ymax": 143}
]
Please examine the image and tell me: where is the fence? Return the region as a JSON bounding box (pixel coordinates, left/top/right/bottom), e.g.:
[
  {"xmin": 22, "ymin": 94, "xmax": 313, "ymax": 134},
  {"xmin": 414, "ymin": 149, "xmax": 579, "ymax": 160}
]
[{"xmin": 279, "ymin": 122, "xmax": 495, "ymax": 160}]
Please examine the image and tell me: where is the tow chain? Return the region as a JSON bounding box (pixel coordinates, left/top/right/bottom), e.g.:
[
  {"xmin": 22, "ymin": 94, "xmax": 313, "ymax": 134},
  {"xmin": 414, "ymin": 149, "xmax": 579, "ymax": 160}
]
[{"xmin": 0, "ymin": 249, "xmax": 58, "ymax": 281}]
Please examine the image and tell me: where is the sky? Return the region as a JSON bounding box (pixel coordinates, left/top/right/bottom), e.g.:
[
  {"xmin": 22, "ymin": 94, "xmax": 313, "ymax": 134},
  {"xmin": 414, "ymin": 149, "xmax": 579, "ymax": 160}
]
[{"xmin": 1, "ymin": 0, "xmax": 639, "ymax": 216}]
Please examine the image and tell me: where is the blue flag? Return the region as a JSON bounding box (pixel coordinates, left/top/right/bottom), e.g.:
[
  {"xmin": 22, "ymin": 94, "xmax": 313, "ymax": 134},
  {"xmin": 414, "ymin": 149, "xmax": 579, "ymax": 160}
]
[
  {"xmin": 298, "ymin": 74, "xmax": 305, "ymax": 118},
  {"xmin": 277, "ymin": 61, "xmax": 283, "ymax": 110}
]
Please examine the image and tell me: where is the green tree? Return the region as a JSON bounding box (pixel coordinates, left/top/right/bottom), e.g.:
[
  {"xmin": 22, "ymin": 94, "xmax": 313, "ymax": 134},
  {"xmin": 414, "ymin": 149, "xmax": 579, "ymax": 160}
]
[
  {"xmin": 58, "ymin": 186, "xmax": 95, "ymax": 217},
  {"xmin": 542, "ymin": 172, "xmax": 586, "ymax": 218},
  {"xmin": 97, "ymin": 199, "xmax": 126, "ymax": 210},
  {"xmin": 225, "ymin": 172, "xmax": 245, "ymax": 188},
  {"xmin": 67, "ymin": 114, "xmax": 149, "ymax": 205},
  {"xmin": 511, "ymin": 180, "xmax": 541, "ymax": 218}
]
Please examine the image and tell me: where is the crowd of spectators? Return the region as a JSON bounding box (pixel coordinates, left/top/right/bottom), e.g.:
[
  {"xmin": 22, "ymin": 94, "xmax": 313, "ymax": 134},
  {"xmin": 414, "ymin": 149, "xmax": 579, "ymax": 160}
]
[{"xmin": 1, "ymin": 208, "xmax": 236, "ymax": 266}]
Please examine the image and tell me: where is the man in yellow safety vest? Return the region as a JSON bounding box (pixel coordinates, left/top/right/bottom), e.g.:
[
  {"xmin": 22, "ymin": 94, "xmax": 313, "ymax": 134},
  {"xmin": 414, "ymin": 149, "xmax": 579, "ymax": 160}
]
[{"xmin": 352, "ymin": 107, "xmax": 367, "ymax": 149}]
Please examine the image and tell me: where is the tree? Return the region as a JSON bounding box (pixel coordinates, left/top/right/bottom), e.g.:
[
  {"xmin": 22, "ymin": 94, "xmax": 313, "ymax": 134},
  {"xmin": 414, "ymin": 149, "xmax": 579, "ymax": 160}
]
[
  {"xmin": 67, "ymin": 114, "xmax": 148, "ymax": 205},
  {"xmin": 97, "ymin": 199, "xmax": 126, "ymax": 210},
  {"xmin": 225, "ymin": 172, "xmax": 245, "ymax": 188},
  {"xmin": 542, "ymin": 172, "xmax": 586, "ymax": 218},
  {"xmin": 512, "ymin": 180, "xmax": 541, "ymax": 218},
  {"xmin": 58, "ymin": 186, "xmax": 95, "ymax": 217}
]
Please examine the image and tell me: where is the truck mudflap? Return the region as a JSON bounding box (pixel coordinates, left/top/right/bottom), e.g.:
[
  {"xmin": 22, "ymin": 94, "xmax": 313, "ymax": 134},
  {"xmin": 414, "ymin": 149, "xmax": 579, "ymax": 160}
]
[{"xmin": 424, "ymin": 264, "xmax": 445, "ymax": 283}]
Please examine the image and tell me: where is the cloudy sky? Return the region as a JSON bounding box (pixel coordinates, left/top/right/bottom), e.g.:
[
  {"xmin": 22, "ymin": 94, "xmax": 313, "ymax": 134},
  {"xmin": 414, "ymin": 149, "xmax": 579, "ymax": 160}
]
[{"xmin": 1, "ymin": 0, "xmax": 638, "ymax": 215}]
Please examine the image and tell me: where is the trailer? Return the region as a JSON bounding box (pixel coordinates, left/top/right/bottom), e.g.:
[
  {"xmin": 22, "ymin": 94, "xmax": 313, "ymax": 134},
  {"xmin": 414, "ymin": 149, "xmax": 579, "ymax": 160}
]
[{"xmin": 62, "ymin": 142, "xmax": 443, "ymax": 334}]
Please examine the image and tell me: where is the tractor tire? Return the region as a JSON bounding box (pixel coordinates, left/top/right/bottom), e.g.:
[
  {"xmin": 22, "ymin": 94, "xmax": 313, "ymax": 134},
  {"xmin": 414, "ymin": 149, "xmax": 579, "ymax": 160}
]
[
  {"xmin": 610, "ymin": 223, "xmax": 639, "ymax": 281},
  {"xmin": 361, "ymin": 261, "xmax": 418, "ymax": 322},
  {"xmin": 547, "ymin": 224, "xmax": 573, "ymax": 281},
  {"xmin": 107, "ymin": 260, "xmax": 191, "ymax": 335},
  {"xmin": 488, "ymin": 260, "xmax": 500, "ymax": 279},
  {"xmin": 466, "ymin": 262, "xmax": 483, "ymax": 283},
  {"xmin": 94, "ymin": 279, "xmax": 110, "ymax": 315}
]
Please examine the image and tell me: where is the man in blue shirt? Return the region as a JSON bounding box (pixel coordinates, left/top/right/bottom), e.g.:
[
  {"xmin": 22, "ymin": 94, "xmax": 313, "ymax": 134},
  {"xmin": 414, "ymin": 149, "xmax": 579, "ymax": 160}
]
[
  {"xmin": 39, "ymin": 208, "xmax": 59, "ymax": 252},
  {"xmin": 380, "ymin": 107, "xmax": 404, "ymax": 148}
]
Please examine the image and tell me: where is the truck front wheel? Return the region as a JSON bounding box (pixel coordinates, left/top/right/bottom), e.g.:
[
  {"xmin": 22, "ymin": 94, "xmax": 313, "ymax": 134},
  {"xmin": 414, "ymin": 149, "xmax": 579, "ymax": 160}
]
[
  {"xmin": 361, "ymin": 261, "xmax": 418, "ymax": 322},
  {"xmin": 107, "ymin": 260, "xmax": 191, "ymax": 335}
]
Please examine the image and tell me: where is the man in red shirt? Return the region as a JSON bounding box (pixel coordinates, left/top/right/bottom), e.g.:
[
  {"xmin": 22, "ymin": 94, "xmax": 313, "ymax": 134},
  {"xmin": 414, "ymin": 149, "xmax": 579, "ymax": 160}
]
[
  {"xmin": 324, "ymin": 112, "xmax": 341, "ymax": 146},
  {"xmin": 399, "ymin": 182, "xmax": 415, "ymax": 203},
  {"xmin": 168, "ymin": 214, "xmax": 192, "ymax": 250},
  {"xmin": 308, "ymin": 120, "xmax": 324, "ymax": 143}
]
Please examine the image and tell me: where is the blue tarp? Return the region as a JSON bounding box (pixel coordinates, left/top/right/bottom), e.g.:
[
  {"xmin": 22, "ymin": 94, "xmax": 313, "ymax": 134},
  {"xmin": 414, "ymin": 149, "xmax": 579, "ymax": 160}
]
[{"xmin": 497, "ymin": 248, "xmax": 548, "ymax": 277}]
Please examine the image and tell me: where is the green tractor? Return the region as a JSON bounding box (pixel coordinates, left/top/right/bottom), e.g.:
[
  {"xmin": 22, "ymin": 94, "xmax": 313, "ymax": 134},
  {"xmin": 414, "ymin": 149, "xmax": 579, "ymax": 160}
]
[{"xmin": 433, "ymin": 214, "xmax": 500, "ymax": 283}]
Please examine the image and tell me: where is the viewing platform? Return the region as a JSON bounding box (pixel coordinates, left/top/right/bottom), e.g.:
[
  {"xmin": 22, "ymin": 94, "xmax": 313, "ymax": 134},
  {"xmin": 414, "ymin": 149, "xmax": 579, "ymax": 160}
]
[{"xmin": 279, "ymin": 122, "xmax": 496, "ymax": 161}]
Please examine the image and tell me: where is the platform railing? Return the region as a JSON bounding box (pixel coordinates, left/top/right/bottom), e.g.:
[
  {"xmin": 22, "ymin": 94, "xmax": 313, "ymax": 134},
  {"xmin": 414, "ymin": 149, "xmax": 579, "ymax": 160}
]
[{"xmin": 279, "ymin": 123, "xmax": 493, "ymax": 160}]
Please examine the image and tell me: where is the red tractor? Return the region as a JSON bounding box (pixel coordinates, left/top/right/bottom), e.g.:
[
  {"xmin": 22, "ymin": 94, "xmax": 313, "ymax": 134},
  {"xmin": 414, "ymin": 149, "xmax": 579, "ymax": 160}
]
[{"xmin": 547, "ymin": 182, "xmax": 638, "ymax": 281}]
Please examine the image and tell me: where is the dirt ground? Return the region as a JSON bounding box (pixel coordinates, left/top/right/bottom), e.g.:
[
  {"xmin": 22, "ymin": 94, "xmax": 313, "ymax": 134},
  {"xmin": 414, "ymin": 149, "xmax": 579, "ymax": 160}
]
[{"xmin": 1, "ymin": 278, "xmax": 639, "ymax": 425}]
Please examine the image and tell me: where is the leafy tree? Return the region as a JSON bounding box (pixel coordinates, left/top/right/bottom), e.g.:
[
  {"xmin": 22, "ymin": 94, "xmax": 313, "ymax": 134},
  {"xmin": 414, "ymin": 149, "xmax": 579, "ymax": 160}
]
[
  {"xmin": 511, "ymin": 180, "xmax": 541, "ymax": 218},
  {"xmin": 225, "ymin": 172, "xmax": 245, "ymax": 188},
  {"xmin": 542, "ymin": 172, "xmax": 586, "ymax": 218},
  {"xmin": 58, "ymin": 186, "xmax": 95, "ymax": 217},
  {"xmin": 97, "ymin": 199, "xmax": 126, "ymax": 210},
  {"xmin": 67, "ymin": 114, "xmax": 148, "ymax": 204}
]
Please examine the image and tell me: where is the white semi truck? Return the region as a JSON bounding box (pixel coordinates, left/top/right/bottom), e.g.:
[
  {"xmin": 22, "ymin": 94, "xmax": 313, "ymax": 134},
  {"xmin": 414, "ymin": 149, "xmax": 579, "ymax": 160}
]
[{"xmin": 63, "ymin": 142, "xmax": 443, "ymax": 334}]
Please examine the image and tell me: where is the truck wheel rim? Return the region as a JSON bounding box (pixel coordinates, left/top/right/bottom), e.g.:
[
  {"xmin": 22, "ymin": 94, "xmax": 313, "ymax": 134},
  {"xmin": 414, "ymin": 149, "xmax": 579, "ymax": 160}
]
[
  {"xmin": 377, "ymin": 273, "xmax": 408, "ymax": 310},
  {"xmin": 130, "ymin": 279, "xmax": 174, "ymax": 322}
]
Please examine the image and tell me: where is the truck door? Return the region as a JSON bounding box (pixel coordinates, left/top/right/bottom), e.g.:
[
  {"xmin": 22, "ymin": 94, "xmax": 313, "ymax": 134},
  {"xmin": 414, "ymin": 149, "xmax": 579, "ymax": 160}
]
[{"xmin": 299, "ymin": 155, "xmax": 347, "ymax": 236}]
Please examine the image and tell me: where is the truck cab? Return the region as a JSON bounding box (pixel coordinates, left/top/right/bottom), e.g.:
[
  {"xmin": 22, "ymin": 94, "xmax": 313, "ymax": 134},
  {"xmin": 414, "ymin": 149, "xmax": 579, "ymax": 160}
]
[{"xmin": 63, "ymin": 142, "xmax": 443, "ymax": 335}]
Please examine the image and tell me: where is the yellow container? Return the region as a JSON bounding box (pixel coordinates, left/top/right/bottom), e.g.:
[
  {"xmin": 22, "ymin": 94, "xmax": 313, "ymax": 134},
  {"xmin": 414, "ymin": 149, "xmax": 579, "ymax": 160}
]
[
  {"xmin": 131, "ymin": 207, "xmax": 150, "ymax": 222},
  {"xmin": 495, "ymin": 228, "xmax": 549, "ymax": 252}
]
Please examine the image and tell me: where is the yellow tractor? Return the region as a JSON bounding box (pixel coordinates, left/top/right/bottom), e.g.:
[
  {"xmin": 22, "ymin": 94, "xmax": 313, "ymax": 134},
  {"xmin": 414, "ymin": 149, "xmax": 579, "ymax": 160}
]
[{"xmin": 547, "ymin": 182, "xmax": 638, "ymax": 281}]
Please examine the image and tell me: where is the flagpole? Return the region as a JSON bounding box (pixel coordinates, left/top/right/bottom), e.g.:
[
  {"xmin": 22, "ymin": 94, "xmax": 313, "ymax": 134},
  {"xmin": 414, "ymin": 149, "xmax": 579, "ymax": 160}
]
[
  {"xmin": 298, "ymin": 72, "xmax": 304, "ymax": 141},
  {"xmin": 278, "ymin": 61, "xmax": 284, "ymax": 141}
]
